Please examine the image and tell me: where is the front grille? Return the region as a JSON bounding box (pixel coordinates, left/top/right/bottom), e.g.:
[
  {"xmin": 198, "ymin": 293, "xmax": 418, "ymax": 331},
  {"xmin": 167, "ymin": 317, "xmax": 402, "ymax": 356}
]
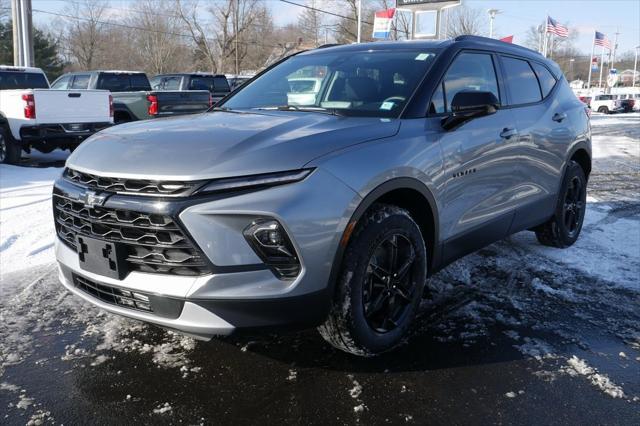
[
  {"xmin": 64, "ymin": 168, "xmax": 204, "ymax": 197},
  {"xmin": 72, "ymin": 274, "xmax": 183, "ymax": 319},
  {"xmin": 54, "ymin": 194, "xmax": 211, "ymax": 276}
]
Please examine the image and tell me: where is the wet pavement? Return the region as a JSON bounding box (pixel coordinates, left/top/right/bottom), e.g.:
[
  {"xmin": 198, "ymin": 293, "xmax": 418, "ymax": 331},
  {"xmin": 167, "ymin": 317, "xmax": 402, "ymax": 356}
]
[{"xmin": 1, "ymin": 114, "xmax": 639, "ymax": 425}]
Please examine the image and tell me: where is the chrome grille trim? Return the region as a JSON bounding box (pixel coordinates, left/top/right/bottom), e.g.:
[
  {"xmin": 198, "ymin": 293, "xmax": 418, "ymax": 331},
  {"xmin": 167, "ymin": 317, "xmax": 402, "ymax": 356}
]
[{"xmin": 64, "ymin": 168, "xmax": 205, "ymax": 197}]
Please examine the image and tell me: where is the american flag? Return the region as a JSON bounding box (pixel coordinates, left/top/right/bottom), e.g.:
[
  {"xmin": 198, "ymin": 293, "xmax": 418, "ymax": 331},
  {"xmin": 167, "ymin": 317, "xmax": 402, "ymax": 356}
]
[
  {"xmin": 546, "ymin": 16, "xmax": 569, "ymax": 37},
  {"xmin": 594, "ymin": 31, "xmax": 611, "ymax": 49}
]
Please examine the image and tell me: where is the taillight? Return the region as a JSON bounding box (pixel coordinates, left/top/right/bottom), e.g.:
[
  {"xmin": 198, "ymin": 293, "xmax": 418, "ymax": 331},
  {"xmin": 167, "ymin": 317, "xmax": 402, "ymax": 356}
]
[
  {"xmin": 209, "ymin": 93, "xmax": 214, "ymax": 108},
  {"xmin": 109, "ymin": 94, "xmax": 114, "ymax": 118},
  {"xmin": 22, "ymin": 93, "xmax": 35, "ymax": 119},
  {"xmin": 147, "ymin": 94, "xmax": 158, "ymax": 116}
]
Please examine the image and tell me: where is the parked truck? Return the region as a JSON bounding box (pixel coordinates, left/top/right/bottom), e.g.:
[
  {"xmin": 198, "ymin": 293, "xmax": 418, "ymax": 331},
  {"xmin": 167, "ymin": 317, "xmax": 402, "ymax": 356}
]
[
  {"xmin": 0, "ymin": 65, "xmax": 113, "ymax": 164},
  {"xmin": 51, "ymin": 71, "xmax": 211, "ymax": 123},
  {"xmin": 150, "ymin": 73, "xmax": 231, "ymax": 104}
]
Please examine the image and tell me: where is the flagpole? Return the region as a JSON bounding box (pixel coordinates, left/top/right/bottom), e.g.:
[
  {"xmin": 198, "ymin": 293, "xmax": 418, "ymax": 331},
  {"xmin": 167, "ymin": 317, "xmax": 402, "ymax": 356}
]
[
  {"xmin": 587, "ymin": 31, "xmax": 595, "ymax": 89},
  {"xmin": 598, "ymin": 45, "xmax": 605, "ymax": 88}
]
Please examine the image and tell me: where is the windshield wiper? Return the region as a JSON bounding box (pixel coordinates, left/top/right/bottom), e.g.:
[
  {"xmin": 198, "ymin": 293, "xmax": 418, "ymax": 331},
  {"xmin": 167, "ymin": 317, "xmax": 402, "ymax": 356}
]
[
  {"xmin": 210, "ymin": 106, "xmax": 246, "ymax": 114},
  {"xmin": 254, "ymin": 105, "xmax": 344, "ymax": 116}
]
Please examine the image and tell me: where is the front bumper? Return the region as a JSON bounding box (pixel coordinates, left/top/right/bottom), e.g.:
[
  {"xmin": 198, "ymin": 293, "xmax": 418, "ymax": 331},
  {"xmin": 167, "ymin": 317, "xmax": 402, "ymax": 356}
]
[
  {"xmin": 20, "ymin": 122, "xmax": 113, "ymax": 146},
  {"xmin": 54, "ymin": 168, "xmax": 360, "ymax": 337}
]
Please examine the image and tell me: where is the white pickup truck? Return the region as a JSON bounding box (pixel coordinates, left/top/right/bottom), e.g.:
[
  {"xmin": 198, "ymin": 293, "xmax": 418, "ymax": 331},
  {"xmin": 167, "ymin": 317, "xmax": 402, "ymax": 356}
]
[{"xmin": 0, "ymin": 66, "xmax": 113, "ymax": 164}]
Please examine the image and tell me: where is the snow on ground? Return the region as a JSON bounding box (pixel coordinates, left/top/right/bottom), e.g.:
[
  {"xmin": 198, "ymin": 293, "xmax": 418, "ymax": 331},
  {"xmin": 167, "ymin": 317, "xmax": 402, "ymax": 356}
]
[{"xmin": 0, "ymin": 113, "xmax": 639, "ymax": 418}]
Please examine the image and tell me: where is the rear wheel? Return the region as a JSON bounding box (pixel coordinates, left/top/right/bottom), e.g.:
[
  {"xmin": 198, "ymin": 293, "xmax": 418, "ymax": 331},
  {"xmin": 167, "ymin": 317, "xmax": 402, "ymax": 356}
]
[
  {"xmin": 0, "ymin": 127, "xmax": 21, "ymax": 164},
  {"xmin": 597, "ymin": 106, "xmax": 609, "ymax": 114},
  {"xmin": 534, "ymin": 160, "xmax": 587, "ymax": 248},
  {"xmin": 318, "ymin": 204, "xmax": 427, "ymax": 356}
]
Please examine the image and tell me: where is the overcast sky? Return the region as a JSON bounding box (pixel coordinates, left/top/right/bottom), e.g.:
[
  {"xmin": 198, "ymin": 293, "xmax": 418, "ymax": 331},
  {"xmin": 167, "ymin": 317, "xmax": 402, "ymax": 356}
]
[{"xmin": 29, "ymin": 0, "xmax": 640, "ymax": 57}]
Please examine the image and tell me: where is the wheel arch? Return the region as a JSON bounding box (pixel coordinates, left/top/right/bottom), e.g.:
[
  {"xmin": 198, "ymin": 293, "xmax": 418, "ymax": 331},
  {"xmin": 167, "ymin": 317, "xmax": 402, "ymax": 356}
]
[
  {"xmin": 327, "ymin": 178, "xmax": 441, "ymax": 296},
  {"xmin": 569, "ymin": 147, "xmax": 592, "ymax": 178}
]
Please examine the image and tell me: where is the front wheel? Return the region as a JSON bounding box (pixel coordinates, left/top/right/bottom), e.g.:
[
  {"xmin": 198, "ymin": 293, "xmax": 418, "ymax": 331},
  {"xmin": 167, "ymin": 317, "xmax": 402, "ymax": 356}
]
[
  {"xmin": 597, "ymin": 106, "xmax": 609, "ymax": 114},
  {"xmin": 318, "ymin": 204, "xmax": 427, "ymax": 356},
  {"xmin": 534, "ymin": 160, "xmax": 587, "ymax": 248}
]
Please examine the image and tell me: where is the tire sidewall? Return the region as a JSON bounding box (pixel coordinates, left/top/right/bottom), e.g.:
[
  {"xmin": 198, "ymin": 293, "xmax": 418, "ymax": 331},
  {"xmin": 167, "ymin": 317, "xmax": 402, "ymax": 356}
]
[
  {"xmin": 554, "ymin": 161, "xmax": 587, "ymax": 246},
  {"xmin": 340, "ymin": 210, "xmax": 427, "ymax": 354},
  {"xmin": 0, "ymin": 127, "xmax": 21, "ymax": 164}
]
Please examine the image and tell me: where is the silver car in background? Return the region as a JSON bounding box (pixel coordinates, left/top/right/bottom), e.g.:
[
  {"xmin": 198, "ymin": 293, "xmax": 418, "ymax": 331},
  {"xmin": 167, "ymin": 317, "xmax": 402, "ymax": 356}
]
[{"xmin": 53, "ymin": 36, "xmax": 591, "ymax": 356}]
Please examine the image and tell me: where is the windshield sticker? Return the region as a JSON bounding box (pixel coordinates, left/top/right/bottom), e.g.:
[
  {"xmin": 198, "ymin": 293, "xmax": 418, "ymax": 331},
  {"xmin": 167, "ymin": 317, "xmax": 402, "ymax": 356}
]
[
  {"xmin": 380, "ymin": 101, "xmax": 395, "ymax": 110},
  {"xmin": 415, "ymin": 53, "xmax": 431, "ymax": 61}
]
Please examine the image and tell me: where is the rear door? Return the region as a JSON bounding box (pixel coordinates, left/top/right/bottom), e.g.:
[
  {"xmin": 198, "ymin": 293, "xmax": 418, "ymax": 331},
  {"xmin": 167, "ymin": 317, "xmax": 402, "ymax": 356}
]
[
  {"xmin": 497, "ymin": 56, "xmax": 571, "ymax": 231},
  {"xmin": 432, "ymin": 51, "xmax": 521, "ymax": 261}
]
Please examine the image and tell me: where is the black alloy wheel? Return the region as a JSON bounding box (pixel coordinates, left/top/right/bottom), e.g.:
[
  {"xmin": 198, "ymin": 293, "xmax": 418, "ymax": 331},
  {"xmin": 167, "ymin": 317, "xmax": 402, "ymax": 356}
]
[{"xmin": 363, "ymin": 234, "xmax": 417, "ymax": 333}]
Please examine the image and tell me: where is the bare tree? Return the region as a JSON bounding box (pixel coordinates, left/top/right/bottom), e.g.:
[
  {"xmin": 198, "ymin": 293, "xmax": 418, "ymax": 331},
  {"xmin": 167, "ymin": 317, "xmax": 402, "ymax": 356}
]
[
  {"xmin": 445, "ymin": 5, "xmax": 487, "ymax": 38},
  {"xmin": 334, "ymin": 0, "xmax": 375, "ymax": 44},
  {"xmin": 298, "ymin": 0, "xmax": 324, "ymax": 47},
  {"xmin": 62, "ymin": 0, "xmax": 108, "ymax": 69},
  {"xmin": 176, "ymin": 0, "xmax": 265, "ymax": 74},
  {"xmin": 124, "ymin": 0, "xmax": 191, "ymax": 75}
]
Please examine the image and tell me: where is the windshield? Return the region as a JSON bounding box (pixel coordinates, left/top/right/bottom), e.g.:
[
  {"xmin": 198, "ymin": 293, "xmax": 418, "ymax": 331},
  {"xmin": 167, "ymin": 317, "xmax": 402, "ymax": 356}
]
[
  {"xmin": 0, "ymin": 71, "xmax": 49, "ymax": 90},
  {"xmin": 222, "ymin": 49, "xmax": 438, "ymax": 118}
]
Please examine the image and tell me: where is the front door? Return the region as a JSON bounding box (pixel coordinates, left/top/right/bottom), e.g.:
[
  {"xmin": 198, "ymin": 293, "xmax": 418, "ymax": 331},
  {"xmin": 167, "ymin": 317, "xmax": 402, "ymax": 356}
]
[{"xmin": 431, "ymin": 51, "xmax": 522, "ymax": 262}]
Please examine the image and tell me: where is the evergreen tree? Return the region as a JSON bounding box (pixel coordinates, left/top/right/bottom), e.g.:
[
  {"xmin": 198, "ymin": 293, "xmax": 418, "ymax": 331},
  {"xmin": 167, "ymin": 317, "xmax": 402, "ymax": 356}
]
[{"xmin": 0, "ymin": 21, "xmax": 66, "ymax": 80}]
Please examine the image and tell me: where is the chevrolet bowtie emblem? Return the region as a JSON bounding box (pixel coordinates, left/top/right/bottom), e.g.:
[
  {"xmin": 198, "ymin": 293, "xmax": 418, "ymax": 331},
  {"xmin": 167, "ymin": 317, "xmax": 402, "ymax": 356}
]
[{"xmin": 80, "ymin": 190, "xmax": 107, "ymax": 208}]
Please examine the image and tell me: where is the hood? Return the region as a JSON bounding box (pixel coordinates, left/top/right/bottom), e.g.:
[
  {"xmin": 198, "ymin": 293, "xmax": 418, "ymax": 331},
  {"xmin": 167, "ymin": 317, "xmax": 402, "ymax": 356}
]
[{"xmin": 67, "ymin": 111, "xmax": 400, "ymax": 180}]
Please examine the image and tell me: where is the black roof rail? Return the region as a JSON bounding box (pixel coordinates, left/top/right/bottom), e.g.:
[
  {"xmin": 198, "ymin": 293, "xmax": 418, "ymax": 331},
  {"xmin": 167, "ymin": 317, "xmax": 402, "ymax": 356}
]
[
  {"xmin": 316, "ymin": 44, "xmax": 342, "ymax": 49},
  {"xmin": 454, "ymin": 35, "xmax": 543, "ymax": 56}
]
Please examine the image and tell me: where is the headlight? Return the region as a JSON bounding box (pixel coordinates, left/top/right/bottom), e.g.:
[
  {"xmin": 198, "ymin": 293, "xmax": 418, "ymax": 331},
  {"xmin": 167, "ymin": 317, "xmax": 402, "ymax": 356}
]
[{"xmin": 197, "ymin": 169, "xmax": 313, "ymax": 194}]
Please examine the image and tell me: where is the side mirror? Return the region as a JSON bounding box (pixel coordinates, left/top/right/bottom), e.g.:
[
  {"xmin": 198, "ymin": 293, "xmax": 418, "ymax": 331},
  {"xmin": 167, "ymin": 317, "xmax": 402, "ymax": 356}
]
[{"xmin": 441, "ymin": 91, "xmax": 500, "ymax": 131}]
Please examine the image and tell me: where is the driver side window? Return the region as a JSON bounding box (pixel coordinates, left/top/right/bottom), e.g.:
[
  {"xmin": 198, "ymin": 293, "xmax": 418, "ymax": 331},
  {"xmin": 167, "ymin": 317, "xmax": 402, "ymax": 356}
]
[{"xmin": 434, "ymin": 52, "xmax": 500, "ymax": 113}]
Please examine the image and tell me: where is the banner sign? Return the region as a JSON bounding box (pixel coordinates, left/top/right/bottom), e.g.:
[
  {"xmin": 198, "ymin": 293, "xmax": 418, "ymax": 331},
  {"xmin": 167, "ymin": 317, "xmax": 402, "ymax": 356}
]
[{"xmin": 372, "ymin": 8, "xmax": 396, "ymax": 39}]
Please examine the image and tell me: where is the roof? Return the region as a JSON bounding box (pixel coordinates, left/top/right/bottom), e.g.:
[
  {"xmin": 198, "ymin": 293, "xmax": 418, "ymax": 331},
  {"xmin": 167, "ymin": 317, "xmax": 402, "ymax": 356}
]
[
  {"xmin": 0, "ymin": 65, "xmax": 44, "ymax": 73},
  {"xmin": 301, "ymin": 35, "xmax": 544, "ymax": 61},
  {"xmin": 153, "ymin": 72, "xmax": 227, "ymax": 78}
]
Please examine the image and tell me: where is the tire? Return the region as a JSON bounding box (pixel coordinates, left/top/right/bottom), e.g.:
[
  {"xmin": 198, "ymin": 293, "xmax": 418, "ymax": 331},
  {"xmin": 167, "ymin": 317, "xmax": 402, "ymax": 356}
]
[
  {"xmin": 534, "ymin": 160, "xmax": 587, "ymax": 248},
  {"xmin": 0, "ymin": 127, "xmax": 21, "ymax": 165},
  {"xmin": 318, "ymin": 204, "xmax": 427, "ymax": 356},
  {"xmin": 597, "ymin": 106, "xmax": 609, "ymax": 114}
]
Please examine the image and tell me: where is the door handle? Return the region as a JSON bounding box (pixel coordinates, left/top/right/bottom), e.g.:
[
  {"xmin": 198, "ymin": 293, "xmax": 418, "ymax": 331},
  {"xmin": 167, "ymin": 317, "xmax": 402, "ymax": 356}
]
[
  {"xmin": 500, "ymin": 127, "xmax": 517, "ymax": 139},
  {"xmin": 552, "ymin": 112, "xmax": 567, "ymax": 122}
]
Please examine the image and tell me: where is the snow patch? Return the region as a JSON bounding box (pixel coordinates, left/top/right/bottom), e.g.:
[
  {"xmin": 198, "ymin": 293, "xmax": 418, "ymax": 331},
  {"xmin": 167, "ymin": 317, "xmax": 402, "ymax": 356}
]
[{"xmin": 562, "ymin": 356, "xmax": 626, "ymax": 399}]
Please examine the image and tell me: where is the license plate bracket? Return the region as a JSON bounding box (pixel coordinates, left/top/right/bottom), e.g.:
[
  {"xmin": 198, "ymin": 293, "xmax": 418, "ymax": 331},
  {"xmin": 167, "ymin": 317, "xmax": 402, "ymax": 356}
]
[{"xmin": 77, "ymin": 236, "xmax": 127, "ymax": 280}]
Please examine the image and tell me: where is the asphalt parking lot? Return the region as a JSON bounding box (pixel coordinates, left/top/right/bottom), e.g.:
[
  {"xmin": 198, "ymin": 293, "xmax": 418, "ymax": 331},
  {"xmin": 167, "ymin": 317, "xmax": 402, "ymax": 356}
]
[{"xmin": 1, "ymin": 113, "xmax": 639, "ymax": 425}]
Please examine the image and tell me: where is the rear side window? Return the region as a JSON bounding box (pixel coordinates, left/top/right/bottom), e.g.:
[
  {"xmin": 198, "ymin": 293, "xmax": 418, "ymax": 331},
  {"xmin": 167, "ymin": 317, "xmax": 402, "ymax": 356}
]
[
  {"xmin": 502, "ymin": 57, "xmax": 542, "ymax": 105},
  {"xmin": 0, "ymin": 71, "xmax": 49, "ymax": 90},
  {"xmin": 213, "ymin": 76, "xmax": 230, "ymax": 91},
  {"xmin": 441, "ymin": 53, "xmax": 500, "ymax": 112},
  {"xmin": 189, "ymin": 77, "xmax": 213, "ymax": 91},
  {"xmin": 531, "ymin": 62, "xmax": 557, "ymax": 98},
  {"xmin": 70, "ymin": 74, "xmax": 90, "ymax": 89},
  {"xmin": 51, "ymin": 75, "xmax": 71, "ymax": 90},
  {"xmin": 162, "ymin": 76, "xmax": 181, "ymax": 90},
  {"xmin": 97, "ymin": 73, "xmax": 151, "ymax": 92}
]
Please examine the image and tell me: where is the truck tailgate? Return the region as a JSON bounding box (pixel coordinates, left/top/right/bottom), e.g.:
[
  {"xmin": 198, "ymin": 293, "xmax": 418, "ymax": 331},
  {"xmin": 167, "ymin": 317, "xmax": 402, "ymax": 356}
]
[
  {"xmin": 33, "ymin": 89, "xmax": 111, "ymax": 123},
  {"xmin": 154, "ymin": 90, "xmax": 210, "ymax": 117}
]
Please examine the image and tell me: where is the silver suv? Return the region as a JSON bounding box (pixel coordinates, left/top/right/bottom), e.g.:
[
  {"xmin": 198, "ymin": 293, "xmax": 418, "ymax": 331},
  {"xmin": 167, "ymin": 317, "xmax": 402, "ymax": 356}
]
[{"xmin": 53, "ymin": 36, "xmax": 591, "ymax": 356}]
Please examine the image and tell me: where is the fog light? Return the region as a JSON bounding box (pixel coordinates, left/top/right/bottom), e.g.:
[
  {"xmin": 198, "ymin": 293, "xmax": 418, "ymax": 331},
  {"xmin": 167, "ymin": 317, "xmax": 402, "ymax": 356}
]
[{"xmin": 243, "ymin": 219, "xmax": 300, "ymax": 280}]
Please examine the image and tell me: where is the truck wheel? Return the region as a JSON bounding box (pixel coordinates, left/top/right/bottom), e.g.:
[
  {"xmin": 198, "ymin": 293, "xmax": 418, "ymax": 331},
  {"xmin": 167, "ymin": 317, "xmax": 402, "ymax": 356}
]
[
  {"xmin": 318, "ymin": 204, "xmax": 427, "ymax": 356},
  {"xmin": 534, "ymin": 161, "xmax": 587, "ymax": 248},
  {"xmin": 0, "ymin": 128, "xmax": 21, "ymax": 165},
  {"xmin": 597, "ymin": 106, "xmax": 609, "ymax": 114}
]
